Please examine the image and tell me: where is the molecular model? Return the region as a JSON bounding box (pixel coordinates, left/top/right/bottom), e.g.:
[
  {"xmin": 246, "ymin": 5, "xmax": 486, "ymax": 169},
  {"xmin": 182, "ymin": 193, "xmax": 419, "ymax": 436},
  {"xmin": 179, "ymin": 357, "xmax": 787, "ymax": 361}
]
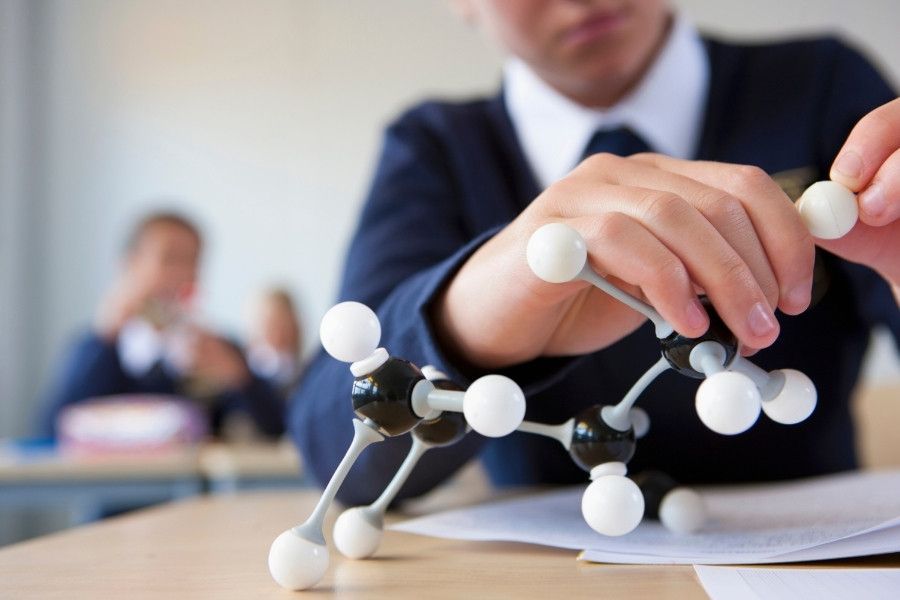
[
  {"xmin": 332, "ymin": 366, "xmax": 469, "ymax": 560},
  {"xmin": 268, "ymin": 301, "xmax": 526, "ymax": 590},
  {"xmin": 268, "ymin": 179, "xmax": 858, "ymax": 591}
]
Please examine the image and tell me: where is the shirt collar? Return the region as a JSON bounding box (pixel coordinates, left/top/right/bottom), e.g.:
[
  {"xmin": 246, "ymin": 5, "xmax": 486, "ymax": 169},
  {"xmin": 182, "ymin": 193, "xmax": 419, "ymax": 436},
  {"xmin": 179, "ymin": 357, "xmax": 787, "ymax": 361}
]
[
  {"xmin": 117, "ymin": 318, "xmax": 190, "ymax": 378},
  {"xmin": 503, "ymin": 14, "xmax": 710, "ymax": 190}
]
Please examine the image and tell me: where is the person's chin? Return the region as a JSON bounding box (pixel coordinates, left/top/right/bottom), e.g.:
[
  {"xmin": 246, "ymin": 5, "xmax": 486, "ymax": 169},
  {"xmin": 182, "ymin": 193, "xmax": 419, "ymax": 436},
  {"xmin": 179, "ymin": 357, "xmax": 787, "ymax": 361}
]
[{"xmin": 569, "ymin": 53, "xmax": 638, "ymax": 87}]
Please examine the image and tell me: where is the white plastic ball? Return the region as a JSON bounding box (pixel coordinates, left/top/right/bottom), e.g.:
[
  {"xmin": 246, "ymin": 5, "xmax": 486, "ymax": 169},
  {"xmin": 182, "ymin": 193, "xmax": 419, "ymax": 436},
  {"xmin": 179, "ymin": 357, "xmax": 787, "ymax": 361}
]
[
  {"xmin": 659, "ymin": 487, "xmax": 706, "ymax": 534},
  {"xmin": 581, "ymin": 475, "xmax": 645, "ymax": 537},
  {"xmin": 590, "ymin": 461, "xmax": 628, "ymax": 479},
  {"xmin": 319, "ymin": 301, "xmax": 381, "ymax": 363},
  {"xmin": 796, "ymin": 180, "xmax": 858, "ymax": 239},
  {"xmin": 268, "ymin": 529, "xmax": 329, "ymax": 591},
  {"xmin": 333, "ymin": 507, "xmax": 383, "ymax": 560},
  {"xmin": 463, "ymin": 374, "xmax": 526, "ymax": 437},
  {"xmin": 526, "ymin": 223, "xmax": 587, "ymax": 283},
  {"xmin": 761, "ymin": 369, "xmax": 817, "ymax": 425},
  {"xmin": 695, "ymin": 371, "xmax": 761, "ymax": 435},
  {"xmin": 629, "ymin": 407, "xmax": 650, "ymax": 439}
]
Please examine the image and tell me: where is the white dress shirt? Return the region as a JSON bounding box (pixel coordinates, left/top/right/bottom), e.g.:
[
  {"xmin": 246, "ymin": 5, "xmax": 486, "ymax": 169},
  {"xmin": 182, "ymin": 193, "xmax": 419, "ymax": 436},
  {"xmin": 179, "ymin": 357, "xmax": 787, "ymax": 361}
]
[
  {"xmin": 503, "ymin": 14, "xmax": 710, "ymax": 190},
  {"xmin": 117, "ymin": 317, "xmax": 192, "ymax": 378}
]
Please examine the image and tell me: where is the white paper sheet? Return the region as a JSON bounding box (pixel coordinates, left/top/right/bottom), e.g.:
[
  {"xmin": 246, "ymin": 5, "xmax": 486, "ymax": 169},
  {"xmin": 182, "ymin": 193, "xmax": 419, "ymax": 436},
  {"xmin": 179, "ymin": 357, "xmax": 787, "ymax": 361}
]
[
  {"xmin": 694, "ymin": 566, "xmax": 900, "ymax": 600},
  {"xmin": 390, "ymin": 470, "xmax": 900, "ymax": 564}
]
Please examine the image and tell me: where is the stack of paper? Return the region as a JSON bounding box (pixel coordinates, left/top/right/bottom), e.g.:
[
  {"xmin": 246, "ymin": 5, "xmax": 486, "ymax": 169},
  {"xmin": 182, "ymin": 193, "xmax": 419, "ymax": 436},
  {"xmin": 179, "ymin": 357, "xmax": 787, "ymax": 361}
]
[
  {"xmin": 694, "ymin": 566, "xmax": 900, "ymax": 600},
  {"xmin": 391, "ymin": 469, "xmax": 900, "ymax": 564}
]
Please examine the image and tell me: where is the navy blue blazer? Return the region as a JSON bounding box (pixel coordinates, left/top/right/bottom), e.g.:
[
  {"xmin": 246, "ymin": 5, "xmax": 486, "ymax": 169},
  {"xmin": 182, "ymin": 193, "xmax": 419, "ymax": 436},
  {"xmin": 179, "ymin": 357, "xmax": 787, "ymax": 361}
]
[
  {"xmin": 40, "ymin": 330, "xmax": 286, "ymax": 439},
  {"xmin": 292, "ymin": 36, "xmax": 899, "ymax": 506}
]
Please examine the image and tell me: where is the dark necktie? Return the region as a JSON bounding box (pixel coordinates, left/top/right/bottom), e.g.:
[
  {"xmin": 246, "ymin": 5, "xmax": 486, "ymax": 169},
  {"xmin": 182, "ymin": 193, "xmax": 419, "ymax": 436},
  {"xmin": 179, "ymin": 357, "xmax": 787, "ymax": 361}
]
[{"xmin": 581, "ymin": 126, "xmax": 651, "ymax": 160}]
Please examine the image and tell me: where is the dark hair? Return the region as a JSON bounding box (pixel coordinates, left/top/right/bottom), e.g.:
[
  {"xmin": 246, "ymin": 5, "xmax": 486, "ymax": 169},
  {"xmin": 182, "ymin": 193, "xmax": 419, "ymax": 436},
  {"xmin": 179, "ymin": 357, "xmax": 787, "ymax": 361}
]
[{"xmin": 124, "ymin": 211, "xmax": 202, "ymax": 255}]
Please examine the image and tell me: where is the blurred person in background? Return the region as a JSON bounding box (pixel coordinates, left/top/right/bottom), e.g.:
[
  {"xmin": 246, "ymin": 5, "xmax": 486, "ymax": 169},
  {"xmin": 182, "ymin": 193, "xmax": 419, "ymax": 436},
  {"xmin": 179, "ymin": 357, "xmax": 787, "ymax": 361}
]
[
  {"xmin": 247, "ymin": 288, "xmax": 305, "ymax": 396},
  {"xmin": 39, "ymin": 211, "xmax": 285, "ymax": 440}
]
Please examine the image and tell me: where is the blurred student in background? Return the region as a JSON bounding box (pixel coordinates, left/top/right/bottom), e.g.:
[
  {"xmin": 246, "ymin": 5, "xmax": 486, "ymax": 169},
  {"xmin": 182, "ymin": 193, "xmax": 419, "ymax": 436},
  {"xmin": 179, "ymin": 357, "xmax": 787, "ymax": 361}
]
[
  {"xmin": 247, "ymin": 288, "xmax": 305, "ymax": 395},
  {"xmin": 39, "ymin": 212, "xmax": 285, "ymax": 440}
]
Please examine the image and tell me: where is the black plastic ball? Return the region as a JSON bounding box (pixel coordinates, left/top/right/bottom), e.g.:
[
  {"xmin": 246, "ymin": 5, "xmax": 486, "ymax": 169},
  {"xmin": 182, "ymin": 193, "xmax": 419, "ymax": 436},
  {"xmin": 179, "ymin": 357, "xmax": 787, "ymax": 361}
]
[
  {"xmin": 568, "ymin": 405, "xmax": 636, "ymax": 472},
  {"xmin": 351, "ymin": 357, "xmax": 424, "ymax": 437},
  {"xmin": 659, "ymin": 296, "xmax": 738, "ymax": 378},
  {"xmin": 412, "ymin": 378, "xmax": 468, "ymax": 447},
  {"xmin": 631, "ymin": 470, "xmax": 678, "ymax": 520},
  {"xmin": 413, "ymin": 412, "xmax": 467, "ymax": 447}
]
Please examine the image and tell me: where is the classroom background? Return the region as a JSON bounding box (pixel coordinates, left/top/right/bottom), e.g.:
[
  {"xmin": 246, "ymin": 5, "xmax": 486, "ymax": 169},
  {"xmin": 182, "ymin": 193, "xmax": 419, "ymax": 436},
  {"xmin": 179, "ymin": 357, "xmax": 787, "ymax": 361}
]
[{"xmin": 1, "ymin": 0, "xmax": 899, "ymax": 542}]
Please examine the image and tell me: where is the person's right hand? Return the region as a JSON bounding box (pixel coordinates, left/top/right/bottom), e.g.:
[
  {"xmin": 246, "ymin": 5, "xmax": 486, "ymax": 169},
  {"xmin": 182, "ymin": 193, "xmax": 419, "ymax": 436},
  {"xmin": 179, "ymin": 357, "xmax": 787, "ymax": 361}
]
[
  {"xmin": 93, "ymin": 273, "xmax": 156, "ymax": 341},
  {"xmin": 432, "ymin": 153, "xmax": 815, "ymax": 370}
]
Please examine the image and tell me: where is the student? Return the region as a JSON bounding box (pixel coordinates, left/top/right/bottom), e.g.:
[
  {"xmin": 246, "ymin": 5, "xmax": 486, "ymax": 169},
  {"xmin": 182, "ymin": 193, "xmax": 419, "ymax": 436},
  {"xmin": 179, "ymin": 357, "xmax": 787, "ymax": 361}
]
[
  {"xmin": 247, "ymin": 288, "xmax": 305, "ymax": 395},
  {"xmin": 40, "ymin": 212, "xmax": 285, "ymax": 439},
  {"xmin": 292, "ymin": 0, "xmax": 899, "ymax": 505}
]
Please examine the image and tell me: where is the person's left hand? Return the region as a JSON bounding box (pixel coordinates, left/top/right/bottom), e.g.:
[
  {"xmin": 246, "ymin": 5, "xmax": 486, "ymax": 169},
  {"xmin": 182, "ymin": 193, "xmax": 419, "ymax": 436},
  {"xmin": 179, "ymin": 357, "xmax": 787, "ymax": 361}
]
[{"xmin": 818, "ymin": 98, "xmax": 900, "ymax": 299}]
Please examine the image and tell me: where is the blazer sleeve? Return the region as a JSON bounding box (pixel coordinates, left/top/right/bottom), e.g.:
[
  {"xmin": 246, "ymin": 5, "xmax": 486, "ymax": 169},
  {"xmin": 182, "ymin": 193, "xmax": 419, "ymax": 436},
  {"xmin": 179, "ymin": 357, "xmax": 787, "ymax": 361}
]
[{"xmin": 37, "ymin": 330, "xmax": 132, "ymax": 437}]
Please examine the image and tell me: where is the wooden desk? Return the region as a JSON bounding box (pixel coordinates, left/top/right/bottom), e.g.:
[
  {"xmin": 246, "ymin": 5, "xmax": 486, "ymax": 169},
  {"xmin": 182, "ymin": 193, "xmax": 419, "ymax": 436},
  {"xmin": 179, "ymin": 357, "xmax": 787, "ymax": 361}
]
[
  {"xmin": 854, "ymin": 384, "xmax": 900, "ymax": 468},
  {"xmin": 199, "ymin": 440, "xmax": 304, "ymax": 492},
  {"xmin": 0, "ymin": 442, "xmax": 303, "ymax": 538},
  {"xmin": 2, "ymin": 489, "xmax": 898, "ymax": 598},
  {"xmin": 0, "ymin": 448, "xmax": 199, "ymax": 482},
  {"xmin": 0, "ymin": 447, "xmax": 203, "ymax": 524},
  {"xmin": 0, "ymin": 441, "xmax": 302, "ymax": 484},
  {"xmin": 0, "ymin": 490, "xmax": 708, "ymax": 599}
]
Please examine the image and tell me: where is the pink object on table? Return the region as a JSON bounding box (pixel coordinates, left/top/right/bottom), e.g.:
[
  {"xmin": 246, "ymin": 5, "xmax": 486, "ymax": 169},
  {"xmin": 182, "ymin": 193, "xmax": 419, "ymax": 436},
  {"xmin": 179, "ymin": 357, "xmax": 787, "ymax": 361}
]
[{"xmin": 57, "ymin": 395, "xmax": 208, "ymax": 455}]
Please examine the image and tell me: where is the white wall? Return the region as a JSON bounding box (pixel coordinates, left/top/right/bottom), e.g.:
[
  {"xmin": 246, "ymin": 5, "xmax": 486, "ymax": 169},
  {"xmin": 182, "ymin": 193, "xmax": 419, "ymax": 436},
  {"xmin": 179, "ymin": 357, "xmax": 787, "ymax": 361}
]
[
  {"xmin": 0, "ymin": 0, "xmax": 34, "ymax": 436},
  {"xmin": 1, "ymin": 0, "xmax": 898, "ymax": 436}
]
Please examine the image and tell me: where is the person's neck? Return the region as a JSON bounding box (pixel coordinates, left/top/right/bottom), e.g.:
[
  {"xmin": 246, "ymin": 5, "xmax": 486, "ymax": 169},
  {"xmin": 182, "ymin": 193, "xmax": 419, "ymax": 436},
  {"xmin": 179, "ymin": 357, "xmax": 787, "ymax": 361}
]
[{"xmin": 544, "ymin": 16, "xmax": 672, "ymax": 109}]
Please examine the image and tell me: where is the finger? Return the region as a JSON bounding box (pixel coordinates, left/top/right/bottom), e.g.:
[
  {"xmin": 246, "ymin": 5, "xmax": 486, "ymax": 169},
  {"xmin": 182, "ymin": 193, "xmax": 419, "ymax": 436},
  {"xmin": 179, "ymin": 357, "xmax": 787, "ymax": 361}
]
[
  {"xmin": 815, "ymin": 220, "xmax": 900, "ymax": 279},
  {"xmin": 858, "ymin": 146, "xmax": 900, "ymax": 227},
  {"xmin": 830, "ymin": 97, "xmax": 900, "ymax": 192},
  {"xmin": 629, "ymin": 153, "xmax": 815, "ymax": 314},
  {"xmin": 559, "ymin": 177, "xmax": 780, "ymax": 348},
  {"xmin": 596, "ymin": 156, "xmax": 781, "ymax": 311},
  {"xmin": 572, "ymin": 213, "xmax": 709, "ymax": 338}
]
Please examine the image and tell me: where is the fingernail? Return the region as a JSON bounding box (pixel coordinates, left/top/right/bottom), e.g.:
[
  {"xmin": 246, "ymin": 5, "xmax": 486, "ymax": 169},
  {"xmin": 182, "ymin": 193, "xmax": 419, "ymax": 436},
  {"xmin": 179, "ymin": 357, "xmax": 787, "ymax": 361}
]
[
  {"xmin": 685, "ymin": 298, "xmax": 708, "ymax": 331},
  {"xmin": 747, "ymin": 302, "xmax": 778, "ymax": 338},
  {"xmin": 832, "ymin": 151, "xmax": 863, "ymax": 182},
  {"xmin": 741, "ymin": 346, "xmax": 760, "ymax": 357},
  {"xmin": 785, "ymin": 280, "xmax": 812, "ymax": 309},
  {"xmin": 860, "ymin": 182, "xmax": 885, "ymax": 217}
]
